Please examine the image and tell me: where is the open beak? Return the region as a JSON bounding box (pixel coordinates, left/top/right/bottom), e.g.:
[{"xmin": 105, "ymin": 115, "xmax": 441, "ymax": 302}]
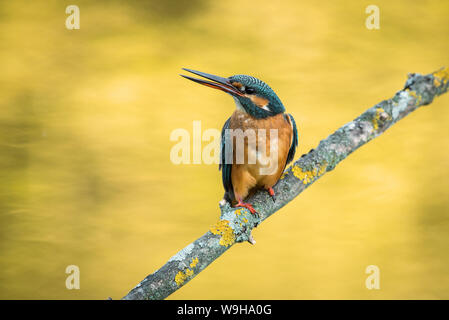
[{"xmin": 180, "ymin": 68, "xmax": 244, "ymax": 97}]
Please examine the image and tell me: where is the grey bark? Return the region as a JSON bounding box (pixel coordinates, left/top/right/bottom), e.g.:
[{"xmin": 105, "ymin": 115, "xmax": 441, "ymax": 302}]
[{"xmin": 122, "ymin": 67, "xmax": 449, "ymax": 300}]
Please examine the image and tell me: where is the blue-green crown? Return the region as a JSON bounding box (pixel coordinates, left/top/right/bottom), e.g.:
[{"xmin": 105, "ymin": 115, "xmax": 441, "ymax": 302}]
[{"xmin": 229, "ymin": 74, "xmax": 285, "ymax": 118}]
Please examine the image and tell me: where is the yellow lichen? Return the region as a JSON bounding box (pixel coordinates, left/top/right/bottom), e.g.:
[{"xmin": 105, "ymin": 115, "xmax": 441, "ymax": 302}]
[
  {"xmin": 433, "ymin": 67, "xmax": 449, "ymax": 87},
  {"xmin": 242, "ymin": 218, "xmax": 248, "ymax": 223},
  {"xmin": 408, "ymin": 91, "xmax": 422, "ymax": 105},
  {"xmin": 175, "ymin": 257, "xmax": 199, "ymax": 286},
  {"xmin": 235, "ymin": 209, "xmax": 242, "ymax": 216},
  {"xmin": 210, "ymin": 220, "xmax": 235, "ymax": 247},
  {"xmin": 372, "ymin": 108, "xmax": 385, "ymax": 130},
  {"xmin": 175, "ymin": 271, "xmax": 188, "ymax": 286},
  {"xmin": 292, "ymin": 166, "xmax": 309, "ymax": 183},
  {"xmin": 184, "ymin": 268, "xmax": 194, "ymax": 277},
  {"xmin": 292, "ymin": 163, "xmax": 327, "ymax": 184},
  {"xmin": 190, "ymin": 257, "xmax": 199, "ymax": 268}
]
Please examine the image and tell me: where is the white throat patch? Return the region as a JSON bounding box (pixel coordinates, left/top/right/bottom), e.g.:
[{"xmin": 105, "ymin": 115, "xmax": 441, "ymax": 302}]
[{"xmin": 233, "ymin": 97, "xmax": 246, "ymax": 112}]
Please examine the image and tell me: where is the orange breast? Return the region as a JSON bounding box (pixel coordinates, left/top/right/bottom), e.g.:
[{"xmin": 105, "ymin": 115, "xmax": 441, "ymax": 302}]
[{"xmin": 228, "ymin": 110, "xmax": 292, "ymax": 199}]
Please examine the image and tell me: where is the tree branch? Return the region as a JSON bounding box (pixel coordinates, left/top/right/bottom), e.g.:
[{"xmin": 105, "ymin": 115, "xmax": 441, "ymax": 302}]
[{"xmin": 122, "ymin": 67, "xmax": 449, "ymax": 300}]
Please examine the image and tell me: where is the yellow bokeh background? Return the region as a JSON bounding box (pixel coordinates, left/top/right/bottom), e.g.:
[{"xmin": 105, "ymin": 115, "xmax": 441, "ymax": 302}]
[{"xmin": 0, "ymin": 0, "xmax": 448, "ymax": 299}]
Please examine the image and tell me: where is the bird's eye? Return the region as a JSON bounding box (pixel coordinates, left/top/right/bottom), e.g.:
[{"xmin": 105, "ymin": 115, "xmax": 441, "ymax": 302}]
[{"xmin": 245, "ymin": 87, "xmax": 255, "ymax": 94}]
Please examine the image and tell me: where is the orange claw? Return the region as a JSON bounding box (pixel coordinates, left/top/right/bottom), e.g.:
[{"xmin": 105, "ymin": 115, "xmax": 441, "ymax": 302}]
[
  {"xmin": 267, "ymin": 187, "xmax": 276, "ymax": 202},
  {"xmin": 235, "ymin": 200, "xmax": 257, "ymax": 215}
]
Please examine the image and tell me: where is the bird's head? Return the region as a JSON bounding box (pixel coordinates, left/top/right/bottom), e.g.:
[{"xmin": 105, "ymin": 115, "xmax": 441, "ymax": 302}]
[{"xmin": 181, "ymin": 68, "xmax": 285, "ymax": 119}]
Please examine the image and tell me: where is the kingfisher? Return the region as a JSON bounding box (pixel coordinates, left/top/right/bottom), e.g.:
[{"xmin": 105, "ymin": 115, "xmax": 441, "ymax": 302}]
[{"xmin": 181, "ymin": 69, "xmax": 298, "ymax": 215}]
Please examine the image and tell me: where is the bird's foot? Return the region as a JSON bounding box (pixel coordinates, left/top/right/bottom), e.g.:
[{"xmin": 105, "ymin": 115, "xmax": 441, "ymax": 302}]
[
  {"xmin": 235, "ymin": 200, "xmax": 257, "ymax": 216},
  {"xmin": 267, "ymin": 187, "xmax": 276, "ymax": 202}
]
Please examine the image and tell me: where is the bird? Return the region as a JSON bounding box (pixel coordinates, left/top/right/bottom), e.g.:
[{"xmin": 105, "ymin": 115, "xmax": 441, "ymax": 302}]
[{"xmin": 181, "ymin": 68, "xmax": 298, "ymax": 215}]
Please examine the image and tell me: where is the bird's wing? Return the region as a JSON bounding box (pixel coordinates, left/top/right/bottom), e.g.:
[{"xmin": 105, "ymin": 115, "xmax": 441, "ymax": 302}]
[
  {"xmin": 219, "ymin": 117, "xmax": 233, "ymax": 196},
  {"xmin": 285, "ymin": 113, "xmax": 298, "ymax": 165}
]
